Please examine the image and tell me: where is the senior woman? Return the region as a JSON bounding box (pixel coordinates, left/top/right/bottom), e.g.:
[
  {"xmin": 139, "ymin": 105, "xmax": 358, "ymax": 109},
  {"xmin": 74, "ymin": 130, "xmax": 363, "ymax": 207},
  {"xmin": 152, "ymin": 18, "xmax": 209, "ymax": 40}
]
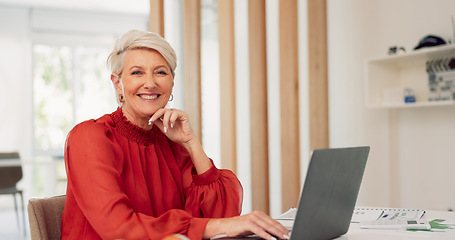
[{"xmin": 61, "ymin": 30, "xmax": 289, "ymax": 240}]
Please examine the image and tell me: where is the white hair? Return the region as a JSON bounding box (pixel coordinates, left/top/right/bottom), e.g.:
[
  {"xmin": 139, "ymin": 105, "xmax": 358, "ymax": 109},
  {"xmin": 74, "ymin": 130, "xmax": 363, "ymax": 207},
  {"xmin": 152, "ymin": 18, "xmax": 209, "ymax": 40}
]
[{"xmin": 107, "ymin": 30, "xmax": 177, "ymax": 106}]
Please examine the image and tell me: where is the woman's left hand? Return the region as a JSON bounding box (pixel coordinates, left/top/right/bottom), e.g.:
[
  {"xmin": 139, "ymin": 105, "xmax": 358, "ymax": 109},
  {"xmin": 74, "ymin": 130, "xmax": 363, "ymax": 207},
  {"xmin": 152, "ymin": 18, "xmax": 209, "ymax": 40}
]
[
  {"xmin": 149, "ymin": 108, "xmax": 196, "ymax": 146},
  {"xmin": 149, "ymin": 108, "xmax": 213, "ymax": 174}
]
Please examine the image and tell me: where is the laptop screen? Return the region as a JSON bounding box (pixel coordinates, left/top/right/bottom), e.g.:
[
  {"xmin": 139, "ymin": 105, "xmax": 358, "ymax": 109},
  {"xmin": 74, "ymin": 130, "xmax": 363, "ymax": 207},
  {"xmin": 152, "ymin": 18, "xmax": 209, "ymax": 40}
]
[{"xmin": 290, "ymin": 146, "xmax": 369, "ymax": 240}]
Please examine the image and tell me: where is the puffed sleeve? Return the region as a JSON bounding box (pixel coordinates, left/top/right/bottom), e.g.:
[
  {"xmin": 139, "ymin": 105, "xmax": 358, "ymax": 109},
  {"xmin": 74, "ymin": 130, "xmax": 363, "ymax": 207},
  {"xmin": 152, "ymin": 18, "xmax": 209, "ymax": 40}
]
[
  {"xmin": 63, "ymin": 121, "xmax": 209, "ymax": 240},
  {"xmin": 185, "ymin": 166, "xmax": 243, "ymax": 218},
  {"xmin": 170, "ymin": 142, "xmax": 244, "ymax": 218}
]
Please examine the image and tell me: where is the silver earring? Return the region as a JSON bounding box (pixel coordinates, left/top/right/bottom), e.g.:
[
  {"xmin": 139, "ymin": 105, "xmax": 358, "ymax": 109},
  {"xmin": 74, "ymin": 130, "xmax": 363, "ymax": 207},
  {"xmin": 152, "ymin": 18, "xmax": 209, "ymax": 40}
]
[{"xmin": 169, "ymin": 94, "xmax": 173, "ymax": 102}]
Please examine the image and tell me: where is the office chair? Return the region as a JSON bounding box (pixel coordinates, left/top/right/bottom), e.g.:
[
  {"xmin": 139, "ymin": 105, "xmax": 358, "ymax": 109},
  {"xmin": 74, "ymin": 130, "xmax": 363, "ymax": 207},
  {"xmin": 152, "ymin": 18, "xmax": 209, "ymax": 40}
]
[
  {"xmin": 0, "ymin": 152, "xmax": 26, "ymax": 236},
  {"xmin": 28, "ymin": 195, "xmax": 66, "ymax": 240}
]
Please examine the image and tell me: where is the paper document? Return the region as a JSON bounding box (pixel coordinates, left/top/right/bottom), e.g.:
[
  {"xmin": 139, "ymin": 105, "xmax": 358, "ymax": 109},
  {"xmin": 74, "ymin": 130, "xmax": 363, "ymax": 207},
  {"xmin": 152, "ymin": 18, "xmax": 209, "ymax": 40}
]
[
  {"xmin": 275, "ymin": 208, "xmax": 297, "ymax": 220},
  {"xmin": 275, "ymin": 208, "xmax": 297, "ymax": 231},
  {"xmin": 352, "ymin": 207, "xmax": 426, "ymax": 223}
]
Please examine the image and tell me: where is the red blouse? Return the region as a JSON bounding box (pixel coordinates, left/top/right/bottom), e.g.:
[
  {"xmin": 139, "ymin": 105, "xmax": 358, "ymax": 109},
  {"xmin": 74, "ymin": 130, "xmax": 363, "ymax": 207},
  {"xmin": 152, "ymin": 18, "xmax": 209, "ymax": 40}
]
[{"xmin": 61, "ymin": 108, "xmax": 243, "ymax": 240}]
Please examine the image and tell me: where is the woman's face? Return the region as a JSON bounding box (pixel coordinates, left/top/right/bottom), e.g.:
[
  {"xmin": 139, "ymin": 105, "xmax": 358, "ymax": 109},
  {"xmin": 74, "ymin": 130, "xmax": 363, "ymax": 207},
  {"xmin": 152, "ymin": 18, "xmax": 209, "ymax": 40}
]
[{"xmin": 112, "ymin": 48, "xmax": 174, "ymax": 126}]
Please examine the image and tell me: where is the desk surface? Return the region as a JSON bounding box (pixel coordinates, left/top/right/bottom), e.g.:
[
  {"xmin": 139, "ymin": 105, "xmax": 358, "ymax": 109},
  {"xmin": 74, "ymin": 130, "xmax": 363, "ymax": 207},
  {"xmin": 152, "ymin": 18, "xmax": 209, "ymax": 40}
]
[
  {"xmin": 214, "ymin": 209, "xmax": 455, "ymax": 240},
  {"xmin": 336, "ymin": 210, "xmax": 455, "ymax": 240}
]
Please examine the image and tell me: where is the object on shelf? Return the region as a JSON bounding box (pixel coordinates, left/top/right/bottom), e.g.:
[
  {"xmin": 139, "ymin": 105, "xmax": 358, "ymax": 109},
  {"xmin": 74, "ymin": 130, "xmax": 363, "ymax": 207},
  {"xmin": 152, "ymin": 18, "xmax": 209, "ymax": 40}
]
[
  {"xmin": 414, "ymin": 34, "xmax": 446, "ymax": 50},
  {"xmin": 404, "ymin": 88, "xmax": 416, "ymax": 103},
  {"xmin": 388, "ymin": 46, "xmax": 406, "ymax": 55},
  {"xmin": 382, "ymin": 88, "xmax": 415, "ymax": 105},
  {"xmin": 426, "ymin": 57, "xmax": 455, "ymax": 101}
]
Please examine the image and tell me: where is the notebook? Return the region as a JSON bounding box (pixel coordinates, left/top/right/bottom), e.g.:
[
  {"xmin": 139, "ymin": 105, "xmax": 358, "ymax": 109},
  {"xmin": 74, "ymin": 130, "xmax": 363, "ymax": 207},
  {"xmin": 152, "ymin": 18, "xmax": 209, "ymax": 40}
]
[{"xmin": 286, "ymin": 146, "xmax": 370, "ymax": 240}]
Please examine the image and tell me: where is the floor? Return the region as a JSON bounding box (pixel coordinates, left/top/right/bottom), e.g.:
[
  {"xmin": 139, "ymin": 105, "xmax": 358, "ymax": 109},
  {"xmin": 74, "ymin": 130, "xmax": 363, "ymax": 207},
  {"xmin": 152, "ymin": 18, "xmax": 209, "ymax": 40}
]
[{"xmin": 0, "ymin": 207, "xmax": 29, "ymax": 240}]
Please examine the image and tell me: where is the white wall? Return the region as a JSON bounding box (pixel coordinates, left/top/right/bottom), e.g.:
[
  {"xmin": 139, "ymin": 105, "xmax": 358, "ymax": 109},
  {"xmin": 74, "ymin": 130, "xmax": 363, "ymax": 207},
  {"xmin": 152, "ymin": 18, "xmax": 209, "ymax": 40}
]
[
  {"xmin": 328, "ymin": 0, "xmax": 455, "ymax": 210},
  {"xmin": 0, "ymin": 7, "xmax": 31, "ymax": 157}
]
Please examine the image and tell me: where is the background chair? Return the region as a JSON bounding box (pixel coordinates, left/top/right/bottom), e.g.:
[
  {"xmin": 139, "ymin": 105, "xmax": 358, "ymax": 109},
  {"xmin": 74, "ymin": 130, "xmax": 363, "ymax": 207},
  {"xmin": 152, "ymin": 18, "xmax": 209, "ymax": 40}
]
[
  {"xmin": 0, "ymin": 152, "xmax": 25, "ymax": 236},
  {"xmin": 28, "ymin": 195, "xmax": 66, "ymax": 240}
]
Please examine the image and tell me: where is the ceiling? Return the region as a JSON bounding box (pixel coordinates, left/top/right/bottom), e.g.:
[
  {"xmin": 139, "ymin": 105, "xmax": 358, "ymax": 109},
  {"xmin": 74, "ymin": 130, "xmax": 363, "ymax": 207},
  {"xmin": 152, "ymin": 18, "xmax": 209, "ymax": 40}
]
[{"xmin": 0, "ymin": 0, "xmax": 149, "ymax": 14}]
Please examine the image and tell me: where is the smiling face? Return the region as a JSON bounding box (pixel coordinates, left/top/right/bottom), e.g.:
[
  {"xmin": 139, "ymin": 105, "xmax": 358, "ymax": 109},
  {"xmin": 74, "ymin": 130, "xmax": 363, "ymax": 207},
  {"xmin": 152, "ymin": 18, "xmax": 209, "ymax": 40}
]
[{"xmin": 111, "ymin": 48, "xmax": 174, "ymax": 128}]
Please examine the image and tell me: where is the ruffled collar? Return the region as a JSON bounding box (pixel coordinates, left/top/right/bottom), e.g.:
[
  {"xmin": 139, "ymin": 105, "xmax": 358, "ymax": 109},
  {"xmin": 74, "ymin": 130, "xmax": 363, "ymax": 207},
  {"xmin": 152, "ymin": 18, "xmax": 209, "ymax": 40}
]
[{"xmin": 110, "ymin": 107, "xmax": 158, "ymax": 145}]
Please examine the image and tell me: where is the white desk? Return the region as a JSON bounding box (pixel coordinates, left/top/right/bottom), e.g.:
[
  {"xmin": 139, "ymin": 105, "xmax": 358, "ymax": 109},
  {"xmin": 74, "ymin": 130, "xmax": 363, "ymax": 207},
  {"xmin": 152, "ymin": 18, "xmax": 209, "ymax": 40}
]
[
  {"xmin": 337, "ymin": 210, "xmax": 455, "ymax": 240},
  {"xmin": 215, "ymin": 209, "xmax": 455, "ymax": 239}
]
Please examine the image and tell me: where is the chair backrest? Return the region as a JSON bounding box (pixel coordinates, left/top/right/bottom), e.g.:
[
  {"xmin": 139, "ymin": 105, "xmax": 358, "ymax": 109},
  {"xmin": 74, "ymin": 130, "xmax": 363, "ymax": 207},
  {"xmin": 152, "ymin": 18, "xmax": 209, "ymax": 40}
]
[
  {"xmin": 28, "ymin": 195, "xmax": 66, "ymax": 240},
  {"xmin": 0, "ymin": 152, "xmax": 20, "ymax": 159},
  {"xmin": 0, "ymin": 152, "xmax": 22, "ymax": 189}
]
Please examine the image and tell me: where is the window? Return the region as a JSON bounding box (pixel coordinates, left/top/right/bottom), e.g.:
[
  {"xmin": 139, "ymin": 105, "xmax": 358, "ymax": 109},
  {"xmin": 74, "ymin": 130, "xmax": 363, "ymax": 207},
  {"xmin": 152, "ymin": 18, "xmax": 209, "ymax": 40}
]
[
  {"xmin": 33, "ymin": 45, "xmax": 73, "ymax": 153},
  {"xmin": 33, "ymin": 44, "xmax": 117, "ymax": 156}
]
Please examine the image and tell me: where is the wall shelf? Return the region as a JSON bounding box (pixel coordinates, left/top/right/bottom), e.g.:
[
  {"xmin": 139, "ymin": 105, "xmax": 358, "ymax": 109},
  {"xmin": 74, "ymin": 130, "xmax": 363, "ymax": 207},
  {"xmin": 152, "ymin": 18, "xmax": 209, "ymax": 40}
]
[
  {"xmin": 365, "ymin": 44, "xmax": 455, "ymax": 108},
  {"xmin": 369, "ymin": 100, "xmax": 455, "ymax": 109}
]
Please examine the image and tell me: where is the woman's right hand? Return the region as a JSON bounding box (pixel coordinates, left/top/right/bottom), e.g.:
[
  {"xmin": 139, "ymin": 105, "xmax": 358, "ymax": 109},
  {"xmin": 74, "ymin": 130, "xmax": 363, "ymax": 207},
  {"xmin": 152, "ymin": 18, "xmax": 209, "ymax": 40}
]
[{"xmin": 203, "ymin": 211, "xmax": 290, "ymax": 240}]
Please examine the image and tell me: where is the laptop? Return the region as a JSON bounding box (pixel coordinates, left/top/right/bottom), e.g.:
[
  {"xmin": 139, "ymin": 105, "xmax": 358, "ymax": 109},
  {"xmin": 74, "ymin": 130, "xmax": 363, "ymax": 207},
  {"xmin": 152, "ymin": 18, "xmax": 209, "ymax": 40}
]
[
  {"xmin": 215, "ymin": 146, "xmax": 369, "ymax": 240},
  {"xmin": 287, "ymin": 146, "xmax": 370, "ymax": 240}
]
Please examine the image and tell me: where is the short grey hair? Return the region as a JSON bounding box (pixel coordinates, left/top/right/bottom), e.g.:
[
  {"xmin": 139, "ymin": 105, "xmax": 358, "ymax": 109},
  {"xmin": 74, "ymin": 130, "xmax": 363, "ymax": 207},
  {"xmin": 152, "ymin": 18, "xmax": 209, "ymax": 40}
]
[{"xmin": 107, "ymin": 30, "xmax": 177, "ymax": 105}]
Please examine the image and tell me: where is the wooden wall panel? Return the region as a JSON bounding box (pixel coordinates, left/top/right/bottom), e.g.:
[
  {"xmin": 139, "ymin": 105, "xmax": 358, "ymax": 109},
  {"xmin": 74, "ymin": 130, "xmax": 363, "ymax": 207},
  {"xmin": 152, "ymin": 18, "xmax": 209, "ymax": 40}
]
[
  {"xmin": 182, "ymin": 0, "xmax": 202, "ymax": 141},
  {"xmin": 279, "ymin": 0, "xmax": 301, "ymax": 211},
  {"xmin": 248, "ymin": 0, "xmax": 269, "ymax": 214},
  {"xmin": 218, "ymin": 0, "xmax": 237, "ymax": 173},
  {"xmin": 308, "ymin": 0, "xmax": 329, "ymax": 151},
  {"xmin": 148, "ymin": 0, "xmax": 329, "ymax": 214},
  {"xmin": 149, "ymin": 0, "xmax": 164, "ymax": 36}
]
